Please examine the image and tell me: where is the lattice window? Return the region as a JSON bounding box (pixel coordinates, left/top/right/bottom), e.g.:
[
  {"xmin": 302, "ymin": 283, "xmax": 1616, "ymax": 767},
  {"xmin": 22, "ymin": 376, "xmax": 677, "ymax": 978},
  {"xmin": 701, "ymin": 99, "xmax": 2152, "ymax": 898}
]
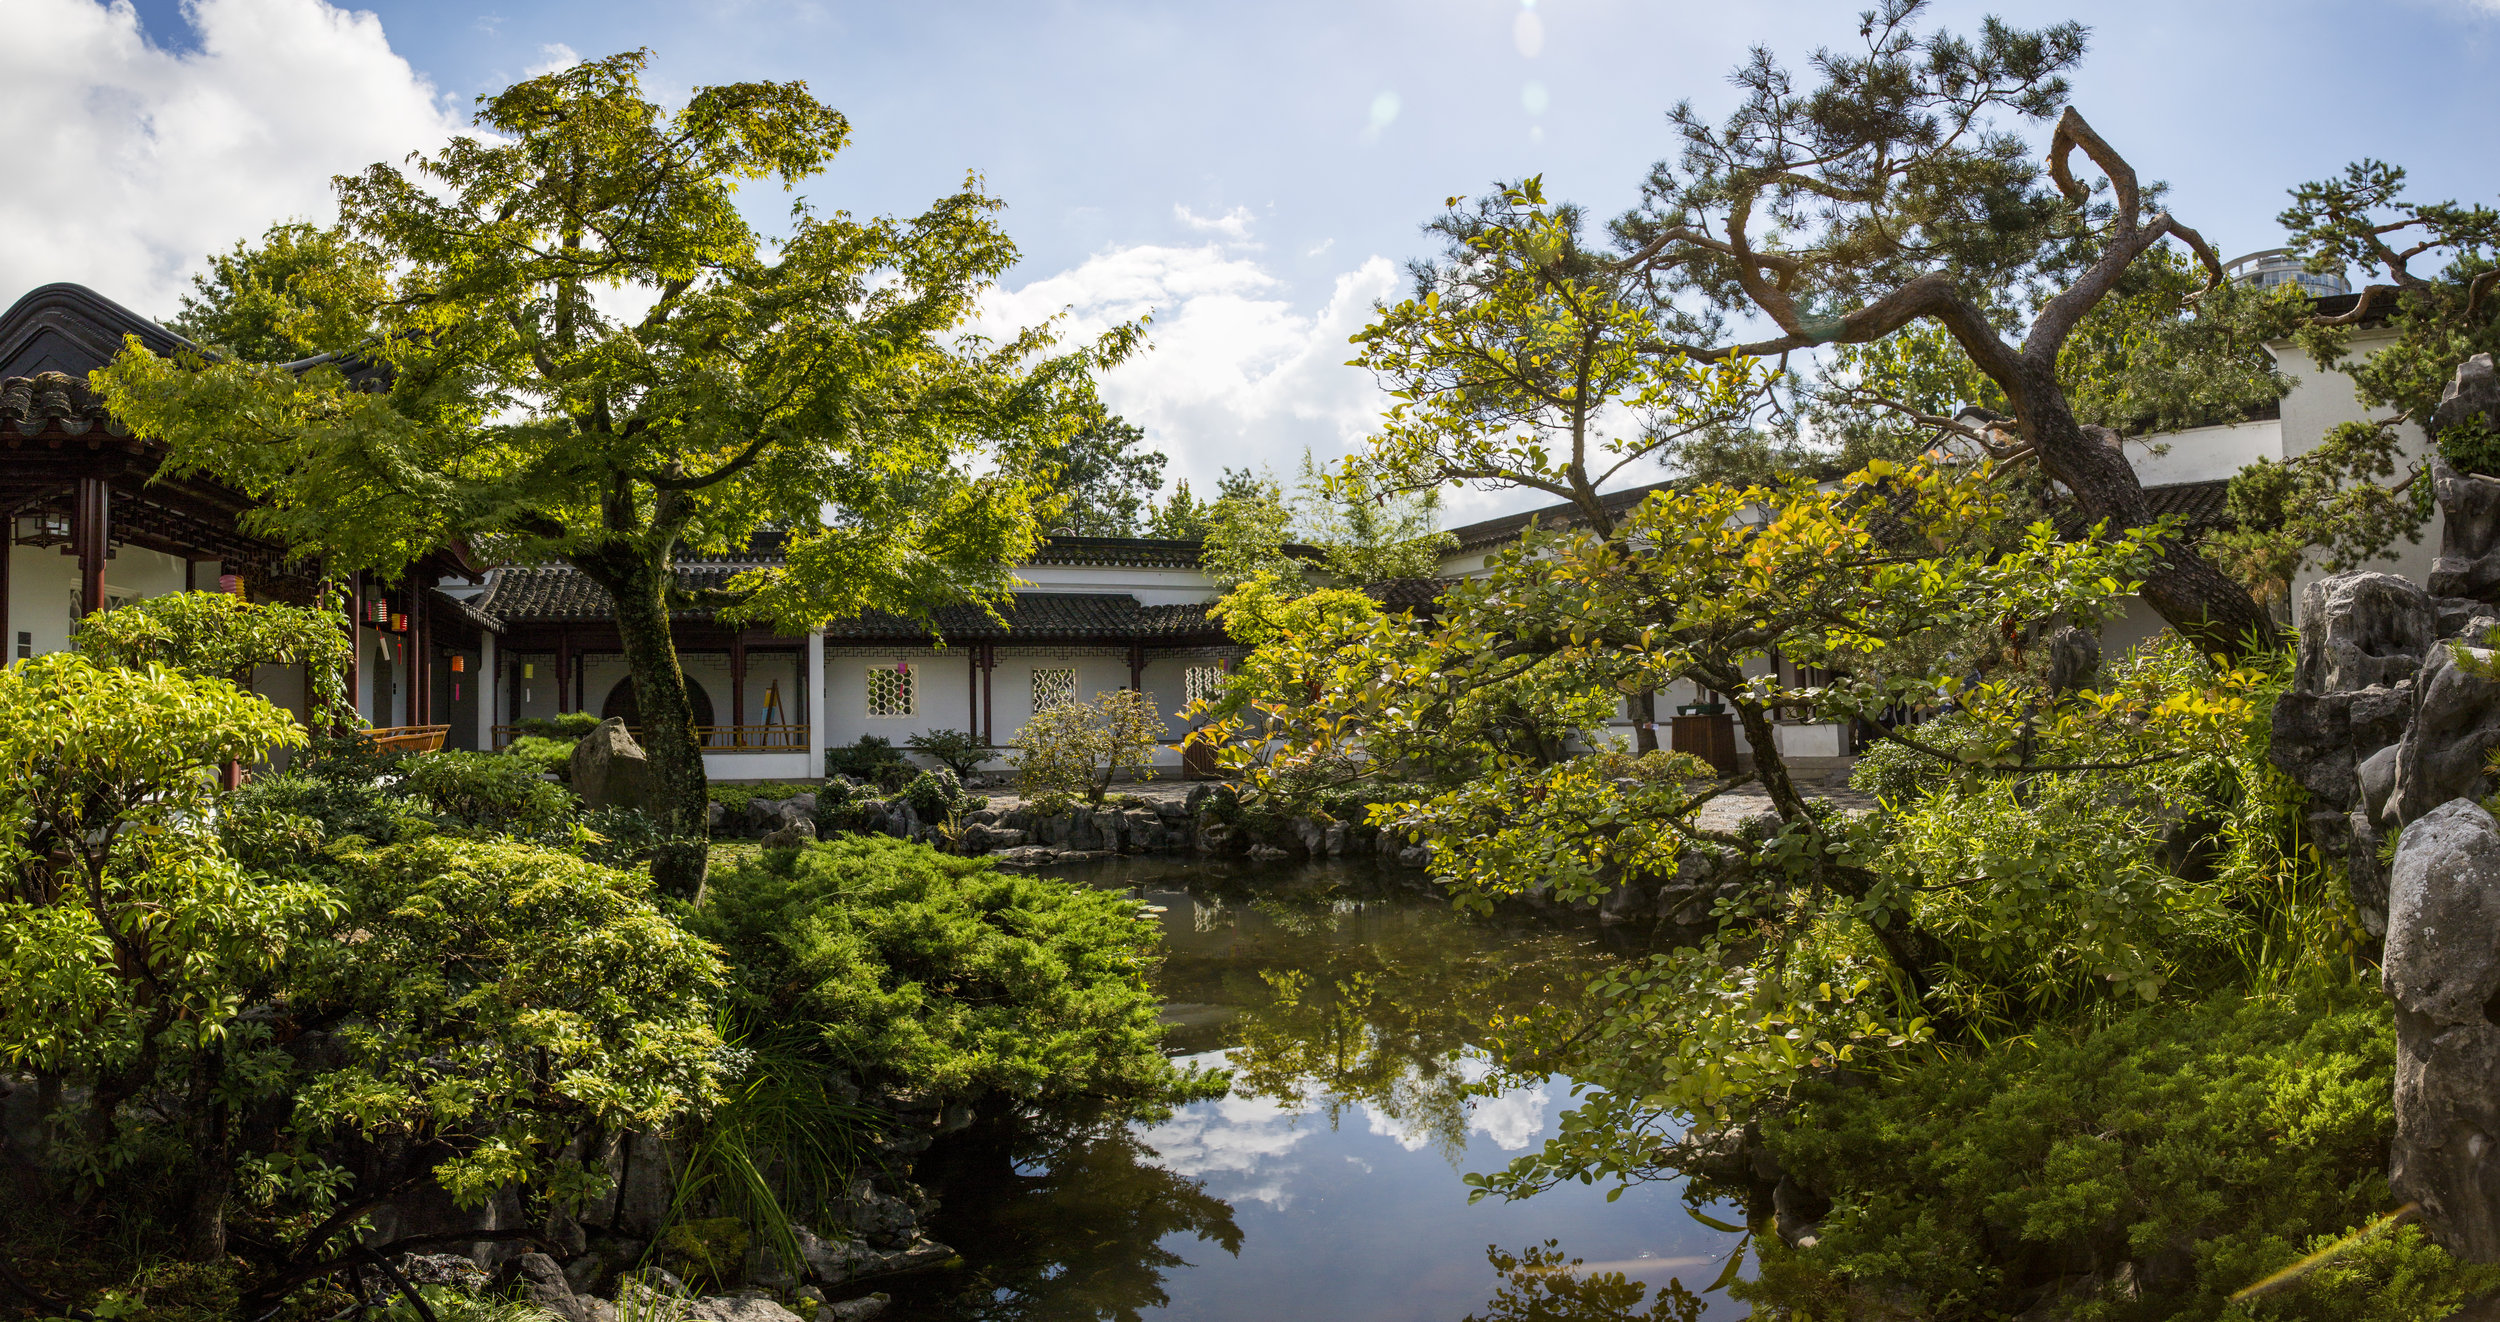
[
  {"xmin": 865, "ymin": 665, "xmax": 916, "ymax": 718},
  {"xmin": 1031, "ymin": 667, "xmax": 1078, "ymax": 713},
  {"xmin": 1184, "ymin": 664, "xmax": 1225, "ymax": 707}
]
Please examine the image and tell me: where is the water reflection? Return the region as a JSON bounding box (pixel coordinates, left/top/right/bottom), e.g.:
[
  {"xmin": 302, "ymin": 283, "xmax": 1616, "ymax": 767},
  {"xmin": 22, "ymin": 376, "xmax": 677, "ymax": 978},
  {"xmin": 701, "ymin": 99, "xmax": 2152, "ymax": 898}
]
[{"xmin": 885, "ymin": 857, "xmax": 1742, "ymax": 1321}]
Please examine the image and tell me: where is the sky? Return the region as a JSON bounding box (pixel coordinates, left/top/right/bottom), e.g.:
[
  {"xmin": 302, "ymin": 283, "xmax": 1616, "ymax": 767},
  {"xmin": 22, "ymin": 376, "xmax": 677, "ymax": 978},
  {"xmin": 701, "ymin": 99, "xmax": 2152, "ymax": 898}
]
[{"xmin": 9, "ymin": 0, "xmax": 2500, "ymax": 526}]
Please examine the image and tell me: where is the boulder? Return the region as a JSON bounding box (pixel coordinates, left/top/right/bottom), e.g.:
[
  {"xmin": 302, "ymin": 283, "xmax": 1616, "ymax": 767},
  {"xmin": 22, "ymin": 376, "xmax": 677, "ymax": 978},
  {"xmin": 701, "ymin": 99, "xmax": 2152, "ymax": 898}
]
[
  {"xmin": 1248, "ymin": 843, "xmax": 1292, "ymax": 862},
  {"xmin": 2385, "ymin": 798, "xmax": 2500, "ymax": 1260},
  {"xmin": 1396, "ymin": 843, "xmax": 1431, "ymax": 869},
  {"xmin": 760, "ymin": 818, "xmax": 818, "ymax": 850},
  {"xmin": 2295, "ymin": 571, "xmax": 2434, "ymax": 694},
  {"xmin": 1322, "ymin": 821, "xmax": 1350, "ymax": 858},
  {"xmin": 994, "ymin": 846, "xmax": 1058, "ymax": 868},
  {"xmin": 509, "ymin": 1252, "xmax": 591, "ymax": 1322},
  {"xmin": 396, "ymin": 1253, "xmax": 490, "ymax": 1292},
  {"xmin": 826, "ymin": 1298, "xmax": 892, "ymax": 1321},
  {"xmin": 2432, "ymin": 455, "xmax": 2500, "ymax": 603},
  {"xmin": 2042, "ymin": 623, "xmax": 2102, "ymax": 693},
  {"xmin": 2389, "ymin": 643, "xmax": 2500, "ymax": 825},
  {"xmin": 571, "ymin": 719, "xmax": 654, "ymax": 813}
]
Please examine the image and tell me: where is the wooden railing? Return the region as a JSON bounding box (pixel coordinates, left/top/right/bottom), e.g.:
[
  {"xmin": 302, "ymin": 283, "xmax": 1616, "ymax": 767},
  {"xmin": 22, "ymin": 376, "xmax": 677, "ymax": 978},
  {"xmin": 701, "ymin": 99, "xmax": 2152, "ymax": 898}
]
[
  {"xmin": 364, "ymin": 725, "xmax": 450, "ymax": 755},
  {"xmin": 491, "ymin": 724, "xmax": 809, "ymax": 753}
]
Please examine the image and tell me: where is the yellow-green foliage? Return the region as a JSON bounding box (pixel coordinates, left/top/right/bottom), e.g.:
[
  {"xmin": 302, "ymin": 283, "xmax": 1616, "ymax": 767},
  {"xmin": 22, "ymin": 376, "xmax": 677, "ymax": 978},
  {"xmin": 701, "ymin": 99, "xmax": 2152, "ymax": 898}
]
[
  {"xmin": 660, "ymin": 1215, "xmax": 752, "ymax": 1288},
  {"xmin": 1736, "ymin": 987, "xmax": 2498, "ymax": 1322},
  {"xmin": 1011, "ymin": 687, "xmax": 1165, "ymax": 806}
]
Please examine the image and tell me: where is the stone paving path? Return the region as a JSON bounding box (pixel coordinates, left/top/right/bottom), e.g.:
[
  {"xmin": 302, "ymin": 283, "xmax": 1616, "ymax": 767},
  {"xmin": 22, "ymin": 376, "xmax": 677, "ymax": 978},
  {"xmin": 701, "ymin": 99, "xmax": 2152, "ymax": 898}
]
[{"xmin": 1689, "ymin": 781, "xmax": 1875, "ymax": 834}]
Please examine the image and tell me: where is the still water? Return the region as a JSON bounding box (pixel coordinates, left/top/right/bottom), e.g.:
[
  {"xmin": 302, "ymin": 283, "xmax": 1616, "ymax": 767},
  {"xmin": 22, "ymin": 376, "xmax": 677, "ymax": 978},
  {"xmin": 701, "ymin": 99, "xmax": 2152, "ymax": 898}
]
[{"xmin": 884, "ymin": 856, "xmax": 1746, "ymax": 1321}]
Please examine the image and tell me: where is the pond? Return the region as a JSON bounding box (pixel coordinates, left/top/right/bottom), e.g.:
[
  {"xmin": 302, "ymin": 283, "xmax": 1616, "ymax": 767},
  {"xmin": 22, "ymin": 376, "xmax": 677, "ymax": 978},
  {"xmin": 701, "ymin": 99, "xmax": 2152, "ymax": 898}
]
[{"xmin": 882, "ymin": 855, "xmax": 1748, "ymax": 1321}]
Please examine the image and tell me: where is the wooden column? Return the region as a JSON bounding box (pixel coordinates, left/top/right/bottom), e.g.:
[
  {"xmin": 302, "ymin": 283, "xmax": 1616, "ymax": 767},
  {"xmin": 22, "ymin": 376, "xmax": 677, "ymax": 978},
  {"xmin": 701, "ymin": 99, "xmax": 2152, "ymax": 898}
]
[
  {"xmin": 1127, "ymin": 642, "xmax": 1144, "ymax": 691},
  {"xmin": 345, "ymin": 572, "xmax": 362, "ymax": 725},
  {"xmin": 556, "ymin": 627, "xmax": 573, "ymax": 713},
  {"xmin": 967, "ymin": 648, "xmax": 979, "ymax": 740},
  {"xmin": 407, "ymin": 579, "xmax": 427, "ymax": 726},
  {"xmin": 980, "ymin": 642, "xmax": 996, "ymax": 746},
  {"xmin": 74, "ymin": 477, "xmax": 108, "ymax": 617},
  {"xmin": 730, "ymin": 632, "xmax": 748, "ymax": 748}
]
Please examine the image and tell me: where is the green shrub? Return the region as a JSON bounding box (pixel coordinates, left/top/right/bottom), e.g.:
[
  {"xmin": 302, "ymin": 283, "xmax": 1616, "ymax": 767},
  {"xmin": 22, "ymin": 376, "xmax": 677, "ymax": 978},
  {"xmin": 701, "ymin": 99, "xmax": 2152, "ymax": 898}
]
[
  {"xmin": 1011, "ymin": 688, "xmax": 1164, "ymax": 805},
  {"xmin": 907, "ymin": 728, "xmax": 992, "ymax": 778},
  {"xmin": 902, "ymin": 767, "xmax": 966, "ymax": 821},
  {"xmin": 513, "ymin": 712, "xmax": 604, "ymax": 739},
  {"xmin": 694, "ymin": 836, "xmax": 1219, "ymax": 1108},
  {"xmin": 224, "ymin": 770, "xmax": 424, "ymax": 850},
  {"xmin": 402, "ymin": 749, "xmax": 579, "ymax": 835},
  {"xmin": 574, "ymin": 805, "xmax": 666, "ymax": 867},
  {"xmin": 505, "ymin": 734, "xmax": 578, "ymax": 780},
  {"xmin": 824, "ymin": 735, "xmax": 905, "ymax": 781},
  {"xmin": 2439, "ymin": 412, "xmax": 2500, "ymax": 479},
  {"xmin": 708, "ymin": 781, "xmax": 822, "ymax": 814},
  {"xmin": 1733, "ymin": 986, "xmax": 2500, "ymax": 1322}
]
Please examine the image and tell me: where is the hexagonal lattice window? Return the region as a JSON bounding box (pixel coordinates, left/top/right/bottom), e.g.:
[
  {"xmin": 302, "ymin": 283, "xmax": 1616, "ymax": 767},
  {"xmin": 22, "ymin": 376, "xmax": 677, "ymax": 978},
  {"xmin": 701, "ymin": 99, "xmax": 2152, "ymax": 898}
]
[
  {"xmin": 1184, "ymin": 664, "xmax": 1224, "ymax": 707},
  {"xmin": 866, "ymin": 665, "xmax": 916, "ymax": 718}
]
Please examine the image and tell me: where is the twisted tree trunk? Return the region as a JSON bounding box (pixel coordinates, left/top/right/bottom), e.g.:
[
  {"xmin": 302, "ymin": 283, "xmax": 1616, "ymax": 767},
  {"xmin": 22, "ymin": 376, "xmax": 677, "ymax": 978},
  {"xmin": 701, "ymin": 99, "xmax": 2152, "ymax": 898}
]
[{"xmin": 577, "ymin": 551, "xmax": 710, "ymax": 900}]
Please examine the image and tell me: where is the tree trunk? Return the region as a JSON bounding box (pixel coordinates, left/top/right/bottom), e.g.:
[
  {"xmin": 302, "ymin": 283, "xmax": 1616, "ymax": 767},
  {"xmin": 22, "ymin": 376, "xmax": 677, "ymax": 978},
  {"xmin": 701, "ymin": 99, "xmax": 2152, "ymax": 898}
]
[
  {"xmin": 591, "ymin": 556, "xmax": 710, "ymax": 900},
  {"xmin": 183, "ymin": 1055, "xmax": 232, "ymax": 1262},
  {"xmin": 1631, "ymin": 689, "xmax": 1659, "ymax": 755},
  {"xmin": 2011, "ymin": 360, "xmax": 2278, "ymax": 660}
]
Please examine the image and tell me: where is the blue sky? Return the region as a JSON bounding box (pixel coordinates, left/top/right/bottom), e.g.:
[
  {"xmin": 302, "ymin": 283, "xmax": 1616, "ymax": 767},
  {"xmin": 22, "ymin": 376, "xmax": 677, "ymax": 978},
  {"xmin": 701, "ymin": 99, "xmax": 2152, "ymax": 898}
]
[{"xmin": 18, "ymin": 0, "xmax": 2500, "ymax": 520}]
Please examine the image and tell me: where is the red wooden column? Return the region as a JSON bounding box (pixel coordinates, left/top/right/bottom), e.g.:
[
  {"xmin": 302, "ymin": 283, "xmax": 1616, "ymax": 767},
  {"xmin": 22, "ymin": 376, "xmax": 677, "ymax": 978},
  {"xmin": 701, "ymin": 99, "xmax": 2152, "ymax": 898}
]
[
  {"xmin": 410, "ymin": 579, "xmax": 430, "ymax": 726},
  {"xmin": 730, "ymin": 632, "xmax": 748, "ymax": 748},
  {"xmin": 74, "ymin": 477, "xmax": 109, "ymax": 616},
  {"xmin": 980, "ymin": 642, "xmax": 996, "ymax": 745}
]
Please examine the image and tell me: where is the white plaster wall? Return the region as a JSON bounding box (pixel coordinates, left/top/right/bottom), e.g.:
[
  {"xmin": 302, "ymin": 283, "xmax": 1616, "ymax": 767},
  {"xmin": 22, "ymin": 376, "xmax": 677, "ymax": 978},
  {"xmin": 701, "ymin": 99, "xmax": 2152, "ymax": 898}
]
[
  {"xmin": 2117, "ymin": 418, "xmax": 2283, "ymax": 486},
  {"xmin": 6, "ymin": 544, "xmax": 82, "ymax": 657},
  {"xmin": 1013, "ymin": 564, "xmax": 1216, "ymax": 604},
  {"xmin": 2269, "ymin": 328, "xmax": 2442, "ymax": 621},
  {"xmin": 820, "ymin": 649, "xmax": 980, "ymax": 754}
]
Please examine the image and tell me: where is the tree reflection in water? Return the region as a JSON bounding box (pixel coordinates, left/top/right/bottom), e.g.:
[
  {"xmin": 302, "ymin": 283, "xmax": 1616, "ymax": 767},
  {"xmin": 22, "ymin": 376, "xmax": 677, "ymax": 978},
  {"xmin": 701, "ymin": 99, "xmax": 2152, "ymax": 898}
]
[
  {"xmin": 889, "ymin": 1110, "xmax": 1243, "ymax": 1322},
  {"xmin": 1461, "ymin": 1242, "xmax": 1707, "ymax": 1322},
  {"xmin": 1168, "ymin": 881, "xmax": 1616, "ymax": 1164},
  {"xmin": 887, "ymin": 860, "xmax": 1689, "ymax": 1321}
]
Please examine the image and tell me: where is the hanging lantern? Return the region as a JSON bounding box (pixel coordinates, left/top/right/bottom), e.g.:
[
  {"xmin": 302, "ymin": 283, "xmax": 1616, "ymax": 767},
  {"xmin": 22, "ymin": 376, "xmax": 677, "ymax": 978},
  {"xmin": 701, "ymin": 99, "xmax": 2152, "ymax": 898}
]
[
  {"xmin": 218, "ymin": 573, "xmax": 243, "ymax": 597},
  {"xmin": 390, "ymin": 612, "xmax": 406, "ymax": 633},
  {"xmin": 523, "ymin": 663, "xmax": 536, "ymax": 679},
  {"xmin": 12, "ymin": 511, "xmax": 70, "ymax": 547},
  {"xmin": 450, "ymin": 655, "xmax": 467, "ymax": 673}
]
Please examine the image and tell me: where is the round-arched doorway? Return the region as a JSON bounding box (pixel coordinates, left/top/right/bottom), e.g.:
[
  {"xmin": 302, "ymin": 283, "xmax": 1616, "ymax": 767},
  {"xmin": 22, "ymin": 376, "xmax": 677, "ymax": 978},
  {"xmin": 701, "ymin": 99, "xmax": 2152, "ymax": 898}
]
[{"xmin": 600, "ymin": 676, "xmax": 715, "ymax": 731}]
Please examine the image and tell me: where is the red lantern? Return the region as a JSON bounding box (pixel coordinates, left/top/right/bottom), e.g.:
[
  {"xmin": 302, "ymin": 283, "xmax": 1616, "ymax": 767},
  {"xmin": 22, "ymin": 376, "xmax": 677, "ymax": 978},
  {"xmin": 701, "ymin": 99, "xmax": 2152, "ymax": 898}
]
[{"xmin": 450, "ymin": 655, "xmax": 466, "ymax": 673}]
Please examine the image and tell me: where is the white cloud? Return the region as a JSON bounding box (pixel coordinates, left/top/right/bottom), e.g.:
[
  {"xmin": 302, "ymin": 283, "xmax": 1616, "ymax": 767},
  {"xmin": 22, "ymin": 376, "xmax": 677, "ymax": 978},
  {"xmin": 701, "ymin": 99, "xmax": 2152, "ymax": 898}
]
[
  {"xmin": 1174, "ymin": 204, "xmax": 1256, "ymax": 242},
  {"xmin": 525, "ymin": 42, "xmax": 582, "ymax": 76},
  {"xmin": 987, "ymin": 240, "xmax": 1402, "ymax": 492},
  {"xmin": 0, "ymin": 0, "xmax": 460, "ymax": 314}
]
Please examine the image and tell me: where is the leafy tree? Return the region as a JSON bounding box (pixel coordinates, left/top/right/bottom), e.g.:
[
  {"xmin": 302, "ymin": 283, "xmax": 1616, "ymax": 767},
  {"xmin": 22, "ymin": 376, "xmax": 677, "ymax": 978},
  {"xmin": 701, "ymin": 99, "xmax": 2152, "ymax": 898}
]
[
  {"xmin": 0, "ymin": 651, "xmax": 725, "ymax": 1303},
  {"xmin": 1437, "ymin": 0, "xmax": 2283, "ymax": 658},
  {"xmin": 1030, "ymin": 412, "xmax": 1169, "ymax": 536},
  {"xmin": 1293, "ymin": 452, "xmax": 1452, "ymax": 585},
  {"xmin": 1012, "ymin": 687, "xmax": 1165, "ymax": 806},
  {"xmin": 94, "ymin": 52, "xmax": 1128, "ymax": 897},
  {"xmin": 74, "ymin": 588, "xmax": 356, "ymax": 726},
  {"xmin": 1197, "ymin": 469, "xmax": 1302, "ymax": 592},
  {"xmin": 1144, "ymin": 480, "xmax": 1216, "ymax": 540}
]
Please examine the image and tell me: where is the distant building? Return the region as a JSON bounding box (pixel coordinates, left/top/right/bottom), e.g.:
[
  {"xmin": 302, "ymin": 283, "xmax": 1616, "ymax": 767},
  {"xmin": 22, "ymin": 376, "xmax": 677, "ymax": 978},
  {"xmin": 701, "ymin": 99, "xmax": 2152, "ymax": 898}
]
[{"xmin": 2225, "ymin": 248, "xmax": 2351, "ymax": 300}]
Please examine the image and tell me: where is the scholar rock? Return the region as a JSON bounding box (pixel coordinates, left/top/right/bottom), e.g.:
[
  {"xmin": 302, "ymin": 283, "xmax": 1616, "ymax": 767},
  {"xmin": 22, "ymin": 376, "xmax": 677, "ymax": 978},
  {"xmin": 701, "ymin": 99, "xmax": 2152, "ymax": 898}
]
[
  {"xmin": 570, "ymin": 719, "xmax": 654, "ymax": 814},
  {"xmin": 760, "ymin": 818, "xmax": 818, "ymax": 850},
  {"xmin": 2295, "ymin": 571, "xmax": 2434, "ymax": 694},
  {"xmin": 2432, "ymin": 454, "xmax": 2500, "ymax": 603},
  {"xmin": 2389, "ymin": 643, "xmax": 2500, "ymax": 826},
  {"xmin": 2385, "ymin": 798, "xmax": 2500, "ymax": 1260}
]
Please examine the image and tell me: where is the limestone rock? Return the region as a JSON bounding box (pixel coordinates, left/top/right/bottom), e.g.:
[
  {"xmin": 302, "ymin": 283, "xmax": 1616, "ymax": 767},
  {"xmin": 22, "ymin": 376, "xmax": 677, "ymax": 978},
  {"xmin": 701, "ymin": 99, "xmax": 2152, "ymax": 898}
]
[
  {"xmin": 760, "ymin": 818, "xmax": 818, "ymax": 850},
  {"xmin": 2386, "ymin": 798, "xmax": 2500, "ymax": 1259},
  {"xmin": 994, "ymin": 845, "xmax": 1058, "ymax": 867},
  {"xmin": 2043, "ymin": 624, "xmax": 2102, "ymax": 693},
  {"xmin": 509, "ymin": 1252, "xmax": 591, "ymax": 1322},
  {"xmin": 2433, "ymin": 352, "xmax": 2500, "ymax": 436},
  {"xmin": 1248, "ymin": 842, "xmax": 1292, "ymax": 862},
  {"xmin": 571, "ymin": 719, "xmax": 654, "ymax": 814},
  {"xmin": 684, "ymin": 1297, "xmax": 805, "ymax": 1322},
  {"xmin": 825, "ymin": 1298, "xmax": 892, "ymax": 1321},
  {"xmin": 2390, "ymin": 643, "xmax": 2500, "ymax": 825},
  {"xmin": 2296, "ymin": 571, "xmax": 2434, "ymax": 693},
  {"xmin": 1396, "ymin": 843, "xmax": 1431, "ymax": 869},
  {"xmin": 396, "ymin": 1253, "xmax": 490, "ymax": 1292},
  {"xmin": 2432, "ymin": 455, "xmax": 2500, "ymax": 603}
]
